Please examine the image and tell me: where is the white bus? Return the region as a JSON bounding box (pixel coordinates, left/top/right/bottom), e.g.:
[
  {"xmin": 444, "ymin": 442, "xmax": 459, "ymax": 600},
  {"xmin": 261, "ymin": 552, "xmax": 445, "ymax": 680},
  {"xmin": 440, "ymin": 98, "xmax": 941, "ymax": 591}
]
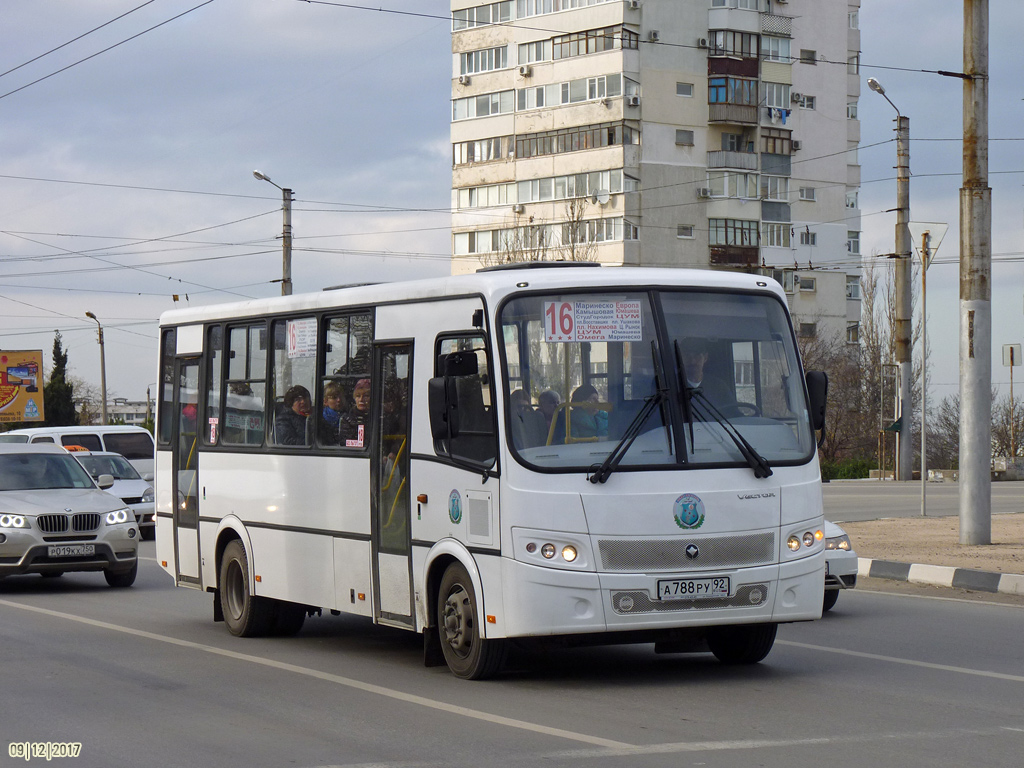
[{"xmin": 155, "ymin": 265, "xmax": 828, "ymax": 679}]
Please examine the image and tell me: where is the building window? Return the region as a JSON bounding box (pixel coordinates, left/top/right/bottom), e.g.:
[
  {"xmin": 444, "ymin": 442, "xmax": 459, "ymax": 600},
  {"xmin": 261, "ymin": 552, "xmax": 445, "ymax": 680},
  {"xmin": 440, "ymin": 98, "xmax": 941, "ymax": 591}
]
[
  {"xmin": 453, "ymin": 1, "xmax": 512, "ymax": 30},
  {"xmin": 517, "ymin": 0, "xmax": 615, "ymax": 19},
  {"xmin": 456, "ymin": 182, "xmax": 517, "ymax": 209},
  {"xmin": 453, "ymin": 135, "xmax": 510, "ymax": 166},
  {"xmin": 677, "ymin": 224, "xmax": 694, "ymax": 239},
  {"xmin": 798, "ymin": 322, "xmax": 817, "ymax": 338},
  {"xmin": 709, "ymin": 30, "xmax": 758, "ymax": 58},
  {"xmin": 707, "ymin": 170, "xmax": 757, "ymax": 199},
  {"xmin": 711, "ymin": 0, "xmax": 758, "ymax": 10},
  {"xmin": 798, "ymin": 277, "xmax": 816, "ymax": 292},
  {"xmin": 709, "ymin": 77, "xmax": 758, "ymax": 106},
  {"xmin": 708, "ymin": 218, "xmax": 759, "ymax": 247},
  {"xmin": 763, "ymin": 222, "xmax": 790, "ymax": 248},
  {"xmin": 849, "ymin": 10, "xmax": 860, "ymax": 29},
  {"xmin": 452, "ymin": 90, "xmax": 515, "ymax": 121},
  {"xmin": 796, "ymin": 94, "xmax": 815, "ymax": 110},
  {"xmin": 518, "ymin": 40, "xmax": 551, "ymax": 64},
  {"xmin": 460, "ymin": 46, "xmax": 508, "ymax": 75},
  {"xmin": 847, "ymin": 102, "xmax": 859, "ymax": 120},
  {"xmin": 847, "ymin": 231, "xmax": 861, "ymax": 254},
  {"xmin": 676, "ymin": 82, "xmax": 693, "ymax": 97},
  {"xmin": 764, "ymin": 82, "xmax": 791, "ymax": 110},
  {"xmin": 846, "ymin": 274, "xmax": 861, "ymax": 300},
  {"xmin": 847, "ymin": 54, "xmax": 860, "ymax": 75},
  {"xmin": 761, "ymin": 128, "xmax": 792, "ymax": 155},
  {"xmin": 517, "ymin": 169, "xmax": 629, "ymax": 204},
  {"xmin": 761, "ymin": 36, "xmax": 791, "ymax": 63},
  {"xmin": 799, "ymin": 187, "xmax": 816, "ymax": 201},
  {"xmin": 846, "ymin": 190, "xmax": 859, "ymax": 209},
  {"xmin": 675, "ymin": 129, "xmax": 695, "ymax": 146},
  {"xmin": 799, "ymin": 230, "xmax": 817, "ymax": 246},
  {"xmin": 799, "ymin": 49, "xmax": 817, "ymax": 65},
  {"xmin": 552, "ymin": 26, "xmax": 638, "ymax": 61},
  {"xmin": 515, "ymin": 120, "xmax": 638, "ymax": 160},
  {"xmin": 847, "ymin": 322, "xmax": 860, "ymax": 344},
  {"xmin": 761, "ymin": 175, "xmax": 789, "ymax": 201}
]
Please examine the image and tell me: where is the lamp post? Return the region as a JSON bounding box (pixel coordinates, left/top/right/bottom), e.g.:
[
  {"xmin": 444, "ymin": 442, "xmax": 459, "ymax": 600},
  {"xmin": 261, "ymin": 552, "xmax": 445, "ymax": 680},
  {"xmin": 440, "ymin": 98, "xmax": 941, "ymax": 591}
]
[
  {"xmin": 253, "ymin": 170, "xmax": 293, "ymax": 296},
  {"xmin": 868, "ymin": 77, "xmax": 913, "ymax": 482},
  {"xmin": 85, "ymin": 312, "xmax": 108, "ymax": 425}
]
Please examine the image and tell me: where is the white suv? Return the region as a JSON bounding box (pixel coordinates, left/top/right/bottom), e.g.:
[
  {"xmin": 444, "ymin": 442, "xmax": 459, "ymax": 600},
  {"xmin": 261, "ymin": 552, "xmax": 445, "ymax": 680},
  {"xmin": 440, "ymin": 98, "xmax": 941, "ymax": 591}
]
[
  {"xmin": 0, "ymin": 445, "xmax": 139, "ymax": 587},
  {"xmin": 823, "ymin": 520, "xmax": 857, "ymax": 612}
]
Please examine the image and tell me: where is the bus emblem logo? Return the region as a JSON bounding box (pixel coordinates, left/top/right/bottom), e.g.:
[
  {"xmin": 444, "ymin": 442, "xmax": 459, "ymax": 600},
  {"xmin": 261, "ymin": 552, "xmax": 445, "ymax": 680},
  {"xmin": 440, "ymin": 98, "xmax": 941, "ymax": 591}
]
[
  {"xmin": 448, "ymin": 490, "xmax": 462, "ymax": 524},
  {"xmin": 673, "ymin": 494, "xmax": 704, "ymax": 530}
]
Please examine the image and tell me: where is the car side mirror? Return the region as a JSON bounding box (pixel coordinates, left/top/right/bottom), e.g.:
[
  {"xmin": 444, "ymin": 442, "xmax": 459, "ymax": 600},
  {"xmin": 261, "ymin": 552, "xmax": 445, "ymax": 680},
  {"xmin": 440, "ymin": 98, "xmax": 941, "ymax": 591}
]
[
  {"xmin": 142, "ymin": 472, "xmax": 154, "ymax": 482},
  {"xmin": 97, "ymin": 473, "xmax": 115, "ymax": 490},
  {"xmin": 805, "ymin": 370, "xmax": 828, "ymax": 433},
  {"xmin": 428, "ymin": 377, "xmax": 460, "ymax": 440}
]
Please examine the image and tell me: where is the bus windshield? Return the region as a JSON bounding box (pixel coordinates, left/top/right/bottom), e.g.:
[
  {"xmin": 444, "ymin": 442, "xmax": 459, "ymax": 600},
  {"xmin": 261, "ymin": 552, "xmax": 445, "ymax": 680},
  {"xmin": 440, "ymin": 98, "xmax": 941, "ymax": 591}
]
[{"xmin": 499, "ymin": 288, "xmax": 814, "ymax": 472}]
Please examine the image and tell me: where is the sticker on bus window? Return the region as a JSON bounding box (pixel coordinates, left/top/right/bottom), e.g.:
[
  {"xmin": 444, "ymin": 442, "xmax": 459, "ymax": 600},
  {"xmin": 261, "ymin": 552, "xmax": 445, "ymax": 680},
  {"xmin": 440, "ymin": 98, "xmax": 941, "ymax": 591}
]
[
  {"xmin": 287, "ymin": 318, "xmax": 317, "ymax": 358},
  {"xmin": 543, "ymin": 301, "xmax": 643, "ymax": 343},
  {"xmin": 345, "ymin": 424, "xmax": 364, "ymax": 448},
  {"xmin": 208, "ymin": 417, "xmax": 218, "ymax": 443}
]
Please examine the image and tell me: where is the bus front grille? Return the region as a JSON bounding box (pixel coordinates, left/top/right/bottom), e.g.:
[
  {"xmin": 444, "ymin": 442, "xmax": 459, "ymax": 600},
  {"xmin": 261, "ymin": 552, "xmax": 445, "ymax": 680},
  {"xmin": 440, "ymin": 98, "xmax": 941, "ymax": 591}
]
[
  {"xmin": 610, "ymin": 584, "xmax": 769, "ymax": 614},
  {"xmin": 597, "ymin": 532, "xmax": 775, "ymax": 572}
]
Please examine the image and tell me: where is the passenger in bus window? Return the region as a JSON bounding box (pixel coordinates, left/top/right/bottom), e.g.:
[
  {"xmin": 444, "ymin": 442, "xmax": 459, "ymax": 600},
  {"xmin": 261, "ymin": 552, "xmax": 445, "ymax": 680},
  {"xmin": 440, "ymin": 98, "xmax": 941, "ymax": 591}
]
[
  {"xmin": 537, "ymin": 390, "xmax": 560, "ymax": 435},
  {"xmin": 277, "ymin": 385, "xmax": 312, "ymax": 446},
  {"xmin": 340, "ymin": 378, "xmax": 371, "ymax": 447},
  {"xmin": 679, "ymin": 338, "xmax": 729, "ymax": 404},
  {"xmin": 319, "ymin": 381, "xmax": 345, "ymax": 445},
  {"xmin": 569, "ymin": 384, "xmax": 609, "ymax": 440},
  {"xmin": 509, "ymin": 389, "xmax": 547, "ymax": 449}
]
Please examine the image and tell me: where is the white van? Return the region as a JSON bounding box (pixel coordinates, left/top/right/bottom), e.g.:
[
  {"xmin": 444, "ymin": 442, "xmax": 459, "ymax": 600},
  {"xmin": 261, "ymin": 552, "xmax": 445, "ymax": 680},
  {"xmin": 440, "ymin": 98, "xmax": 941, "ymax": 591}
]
[{"xmin": 0, "ymin": 426, "xmax": 155, "ymax": 478}]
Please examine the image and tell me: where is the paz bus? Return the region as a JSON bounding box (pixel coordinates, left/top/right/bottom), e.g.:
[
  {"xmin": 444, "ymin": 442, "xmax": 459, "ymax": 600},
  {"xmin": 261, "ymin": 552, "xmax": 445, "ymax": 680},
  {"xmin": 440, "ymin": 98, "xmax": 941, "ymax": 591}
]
[{"xmin": 155, "ymin": 264, "xmax": 828, "ymax": 679}]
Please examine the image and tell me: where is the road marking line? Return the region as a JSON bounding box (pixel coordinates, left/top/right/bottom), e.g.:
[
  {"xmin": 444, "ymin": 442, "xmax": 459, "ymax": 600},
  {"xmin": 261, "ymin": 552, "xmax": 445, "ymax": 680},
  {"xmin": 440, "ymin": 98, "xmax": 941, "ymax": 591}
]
[
  {"xmin": 778, "ymin": 639, "xmax": 1024, "ymax": 682},
  {"xmin": 0, "ymin": 598, "xmax": 629, "ymax": 749}
]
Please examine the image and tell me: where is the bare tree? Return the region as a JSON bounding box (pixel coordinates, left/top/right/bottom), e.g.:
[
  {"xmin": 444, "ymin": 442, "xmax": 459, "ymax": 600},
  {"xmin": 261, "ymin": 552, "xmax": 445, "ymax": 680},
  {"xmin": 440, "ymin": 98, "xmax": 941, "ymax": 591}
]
[
  {"xmin": 479, "ymin": 215, "xmax": 550, "ymax": 267},
  {"xmin": 559, "ymin": 196, "xmax": 598, "ymax": 262}
]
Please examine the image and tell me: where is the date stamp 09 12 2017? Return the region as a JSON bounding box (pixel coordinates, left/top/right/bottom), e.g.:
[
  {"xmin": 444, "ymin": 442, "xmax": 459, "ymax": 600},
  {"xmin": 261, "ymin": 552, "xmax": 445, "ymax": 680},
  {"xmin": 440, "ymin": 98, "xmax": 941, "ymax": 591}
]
[{"xmin": 8, "ymin": 742, "xmax": 83, "ymax": 761}]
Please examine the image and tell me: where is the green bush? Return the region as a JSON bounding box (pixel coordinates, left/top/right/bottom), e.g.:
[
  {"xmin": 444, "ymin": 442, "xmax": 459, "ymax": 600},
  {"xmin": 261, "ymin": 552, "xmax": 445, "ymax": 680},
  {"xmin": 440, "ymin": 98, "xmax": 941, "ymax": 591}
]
[{"xmin": 820, "ymin": 457, "xmax": 876, "ymax": 481}]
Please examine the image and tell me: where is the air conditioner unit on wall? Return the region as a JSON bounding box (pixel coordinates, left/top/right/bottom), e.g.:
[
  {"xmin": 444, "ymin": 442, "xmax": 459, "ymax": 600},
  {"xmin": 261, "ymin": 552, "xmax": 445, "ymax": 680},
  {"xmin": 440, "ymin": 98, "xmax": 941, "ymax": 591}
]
[
  {"xmin": 628, "ymin": 0, "xmax": 640, "ymax": 8},
  {"xmin": 697, "ymin": 188, "xmax": 712, "ymax": 199},
  {"xmin": 697, "ymin": 37, "xmax": 709, "ymax": 48},
  {"xmin": 625, "ymin": 95, "xmax": 640, "ymax": 107},
  {"xmin": 791, "ymin": 140, "xmax": 802, "ymax": 151},
  {"xmin": 791, "ymin": 92, "xmax": 803, "ymax": 103},
  {"xmin": 458, "ymin": 74, "xmax": 470, "ymax": 85},
  {"xmin": 648, "ymin": 30, "xmax": 659, "ymax": 42},
  {"xmin": 512, "ymin": 204, "xmax": 525, "ymax": 214},
  {"xmin": 518, "ymin": 65, "xmax": 532, "ymax": 77}
]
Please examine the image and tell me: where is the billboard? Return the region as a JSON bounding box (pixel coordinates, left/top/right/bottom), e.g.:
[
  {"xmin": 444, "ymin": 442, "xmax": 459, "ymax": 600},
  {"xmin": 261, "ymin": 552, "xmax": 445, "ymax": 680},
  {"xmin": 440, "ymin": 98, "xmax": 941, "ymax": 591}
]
[{"xmin": 0, "ymin": 350, "xmax": 45, "ymax": 423}]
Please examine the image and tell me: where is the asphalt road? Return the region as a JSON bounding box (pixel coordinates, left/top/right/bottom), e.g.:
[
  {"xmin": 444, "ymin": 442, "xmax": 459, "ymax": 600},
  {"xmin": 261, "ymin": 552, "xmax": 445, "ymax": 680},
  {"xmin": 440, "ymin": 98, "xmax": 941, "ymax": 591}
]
[
  {"xmin": 823, "ymin": 479, "xmax": 1024, "ymax": 521},
  {"xmin": 2, "ymin": 545, "xmax": 1023, "ymax": 768}
]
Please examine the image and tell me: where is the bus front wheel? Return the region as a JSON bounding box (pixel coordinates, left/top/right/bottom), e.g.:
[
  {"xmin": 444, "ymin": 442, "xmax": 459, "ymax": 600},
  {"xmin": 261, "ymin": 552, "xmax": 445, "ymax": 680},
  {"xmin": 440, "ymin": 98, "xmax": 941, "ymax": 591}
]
[
  {"xmin": 437, "ymin": 562, "xmax": 506, "ymax": 680},
  {"xmin": 707, "ymin": 623, "xmax": 777, "ymax": 665},
  {"xmin": 219, "ymin": 539, "xmax": 273, "ymax": 637}
]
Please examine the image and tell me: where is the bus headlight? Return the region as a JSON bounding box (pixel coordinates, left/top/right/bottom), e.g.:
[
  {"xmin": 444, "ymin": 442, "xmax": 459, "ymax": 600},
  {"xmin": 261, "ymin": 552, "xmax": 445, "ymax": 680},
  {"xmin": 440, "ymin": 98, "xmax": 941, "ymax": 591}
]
[
  {"xmin": 541, "ymin": 543, "xmax": 556, "ymax": 559},
  {"xmin": 787, "ymin": 536, "xmax": 801, "ymax": 551},
  {"xmin": 561, "ymin": 545, "xmax": 577, "ymax": 562}
]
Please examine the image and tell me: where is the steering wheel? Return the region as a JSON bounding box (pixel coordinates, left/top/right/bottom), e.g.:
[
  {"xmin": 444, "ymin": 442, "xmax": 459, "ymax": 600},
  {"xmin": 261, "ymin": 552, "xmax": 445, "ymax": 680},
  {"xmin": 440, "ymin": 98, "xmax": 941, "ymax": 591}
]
[{"xmin": 718, "ymin": 401, "xmax": 761, "ymax": 418}]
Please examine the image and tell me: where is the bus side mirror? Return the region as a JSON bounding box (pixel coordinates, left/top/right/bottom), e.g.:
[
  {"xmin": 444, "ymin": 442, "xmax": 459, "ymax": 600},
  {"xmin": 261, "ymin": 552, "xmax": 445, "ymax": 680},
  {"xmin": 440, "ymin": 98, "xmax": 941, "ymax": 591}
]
[
  {"xmin": 428, "ymin": 377, "xmax": 460, "ymax": 440},
  {"xmin": 805, "ymin": 370, "xmax": 828, "ymax": 432}
]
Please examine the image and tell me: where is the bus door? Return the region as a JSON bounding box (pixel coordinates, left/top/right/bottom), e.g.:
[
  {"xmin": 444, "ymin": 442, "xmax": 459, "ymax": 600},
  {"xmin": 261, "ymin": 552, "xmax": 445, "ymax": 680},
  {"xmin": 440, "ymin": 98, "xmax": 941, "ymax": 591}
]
[
  {"xmin": 172, "ymin": 357, "xmax": 202, "ymax": 586},
  {"xmin": 371, "ymin": 343, "xmax": 414, "ymax": 627}
]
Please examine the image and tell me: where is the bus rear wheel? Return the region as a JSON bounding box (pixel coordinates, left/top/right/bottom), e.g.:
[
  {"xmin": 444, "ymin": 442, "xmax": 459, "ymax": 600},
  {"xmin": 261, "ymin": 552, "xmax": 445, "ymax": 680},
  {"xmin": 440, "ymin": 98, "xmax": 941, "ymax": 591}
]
[
  {"xmin": 220, "ymin": 539, "xmax": 273, "ymax": 637},
  {"xmin": 707, "ymin": 623, "xmax": 777, "ymax": 665},
  {"xmin": 437, "ymin": 562, "xmax": 506, "ymax": 680}
]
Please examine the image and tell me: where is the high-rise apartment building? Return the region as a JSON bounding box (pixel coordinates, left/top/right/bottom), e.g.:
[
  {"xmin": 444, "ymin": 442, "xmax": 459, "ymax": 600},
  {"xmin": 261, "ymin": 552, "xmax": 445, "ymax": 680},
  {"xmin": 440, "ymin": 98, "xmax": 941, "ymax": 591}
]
[{"xmin": 451, "ymin": 0, "xmax": 862, "ymax": 343}]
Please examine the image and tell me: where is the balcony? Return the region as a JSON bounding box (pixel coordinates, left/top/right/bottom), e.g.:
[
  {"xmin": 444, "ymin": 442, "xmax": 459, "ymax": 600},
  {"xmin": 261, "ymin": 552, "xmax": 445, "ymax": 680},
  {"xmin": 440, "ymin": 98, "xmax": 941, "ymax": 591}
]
[
  {"xmin": 707, "ymin": 150, "xmax": 758, "ymax": 171},
  {"xmin": 709, "ymin": 103, "xmax": 759, "ymax": 125},
  {"xmin": 710, "ymin": 245, "xmax": 760, "ymax": 268}
]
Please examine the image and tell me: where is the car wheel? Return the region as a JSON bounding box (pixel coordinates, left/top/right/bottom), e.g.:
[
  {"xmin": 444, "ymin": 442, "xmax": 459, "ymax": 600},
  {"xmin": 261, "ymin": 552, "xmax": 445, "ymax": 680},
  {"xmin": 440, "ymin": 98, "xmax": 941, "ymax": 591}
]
[
  {"xmin": 104, "ymin": 560, "xmax": 138, "ymax": 588},
  {"xmin": 822, "ymin": 589, "xmax": 840, "ymax": 613},
  {"xmin": 437, "ymin": 562, "xmax": 506, "ymax": 680},
  {"xmin": 219, "ymin": 539, "xmax": 273, "ymax": 637},
  {"xmin": 707, "ymin": 623, "xmax": 777, "ymax": 664}
]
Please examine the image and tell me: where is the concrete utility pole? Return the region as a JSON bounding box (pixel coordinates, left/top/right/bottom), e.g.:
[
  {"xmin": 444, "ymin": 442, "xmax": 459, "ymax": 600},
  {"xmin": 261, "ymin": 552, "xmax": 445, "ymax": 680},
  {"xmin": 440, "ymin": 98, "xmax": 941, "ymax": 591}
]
[
  {"xmin": 960, "ymin": 0, "xmax": 991, "ymax": 545},
  {"xmin": 85, "ymin": 311, "xmax": 108, "ymax": 425},
  {"xmin": 253, "ymin": 170, "xmax": 294, "ymax": 296},
  {"xmin": 867, "ymin": 77, "xmax": 913, "ymax": 481}
]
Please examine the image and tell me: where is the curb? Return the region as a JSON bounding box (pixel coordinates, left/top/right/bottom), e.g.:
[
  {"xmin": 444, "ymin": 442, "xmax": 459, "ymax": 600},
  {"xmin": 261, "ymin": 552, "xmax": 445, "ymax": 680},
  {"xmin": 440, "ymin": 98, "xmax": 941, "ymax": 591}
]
[{"xmin": 858, "ymin": 557, "xmax": 1024, "ymax": 596}]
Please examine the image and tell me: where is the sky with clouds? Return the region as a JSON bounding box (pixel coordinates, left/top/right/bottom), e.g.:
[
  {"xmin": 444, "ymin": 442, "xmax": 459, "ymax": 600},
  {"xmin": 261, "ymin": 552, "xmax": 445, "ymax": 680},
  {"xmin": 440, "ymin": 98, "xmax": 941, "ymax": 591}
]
[{"xmin": 1, "ymin": 0, "xmax": 1022, "ymax": 409}]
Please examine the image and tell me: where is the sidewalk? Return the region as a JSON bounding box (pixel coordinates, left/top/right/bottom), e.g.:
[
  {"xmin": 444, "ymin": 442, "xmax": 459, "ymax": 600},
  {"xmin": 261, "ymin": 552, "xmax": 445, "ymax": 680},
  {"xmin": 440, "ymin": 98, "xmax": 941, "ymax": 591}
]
[{"xmin": 840, "ymin": 513, "xmax": 1024, "ymax": 596}]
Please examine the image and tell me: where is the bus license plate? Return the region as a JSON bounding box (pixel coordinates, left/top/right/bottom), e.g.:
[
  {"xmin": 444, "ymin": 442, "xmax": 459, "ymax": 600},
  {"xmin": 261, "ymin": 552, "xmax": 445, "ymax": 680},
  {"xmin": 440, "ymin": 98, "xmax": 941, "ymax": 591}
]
[
  {"xmin": 47, "ymin": 544, "xmax": 95, "ymax": 558},
  {"xmin": 657, "ymin": 576, "xmax": 730, "ymax": 600}
]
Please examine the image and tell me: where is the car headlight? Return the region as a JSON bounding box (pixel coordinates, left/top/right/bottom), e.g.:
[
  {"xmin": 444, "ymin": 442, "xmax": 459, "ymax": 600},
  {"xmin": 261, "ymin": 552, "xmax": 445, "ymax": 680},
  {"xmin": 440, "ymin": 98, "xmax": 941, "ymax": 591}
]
[
  {"xmin": 0, "ymin": 514, "xmax": 28, "ymax": 528},
  {"xmin": 142, "ymin": 487, "xmax": 155, "ymax": 503},
  {"xmin": 105, "ymin": 509, "xmax": 131, "ymax": 525},
  {"xmin": 825, "ymin": 534, "xmax": 852, "ymax": 551}
]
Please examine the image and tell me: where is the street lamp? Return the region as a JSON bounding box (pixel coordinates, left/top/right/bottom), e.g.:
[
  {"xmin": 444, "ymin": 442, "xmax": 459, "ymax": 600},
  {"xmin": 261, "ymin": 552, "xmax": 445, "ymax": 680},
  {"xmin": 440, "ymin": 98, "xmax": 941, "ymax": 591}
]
[
  {"xmin": 867, "ymin": 77, "xmax": 913, "ymax": 482},
  {"xmin": 253, "ymin": 170, "xmax": 294, "ymax": 296},
  {"xmin": 85, "ymin": 312, "xmax": 108, "ymax": 425}
]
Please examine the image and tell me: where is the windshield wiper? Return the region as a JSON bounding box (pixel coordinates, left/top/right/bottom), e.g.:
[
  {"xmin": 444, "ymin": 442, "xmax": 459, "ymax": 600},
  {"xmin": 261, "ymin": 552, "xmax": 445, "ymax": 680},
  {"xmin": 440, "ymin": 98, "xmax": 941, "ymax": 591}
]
[
  {"xmin": 689, "ymin": 390, "xmax": 773, "ymax": 479},
  {"xmin": 588, "ymin": 340, "xmax": 669, "ymax": 484},
  {"xmin": 588, "ymin": 387, "xmax": 666, "ymax": 484}
]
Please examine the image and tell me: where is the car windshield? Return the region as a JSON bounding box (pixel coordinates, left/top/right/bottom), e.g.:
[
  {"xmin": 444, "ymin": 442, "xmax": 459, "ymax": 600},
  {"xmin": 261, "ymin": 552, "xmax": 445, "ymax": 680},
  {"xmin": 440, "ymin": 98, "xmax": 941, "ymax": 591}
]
[
  {"xmin": 76, "ymin": 455, "xmax": 141, "ymax": 481},
  {"xmin": 0, "ymin": 454, "xmax": 97, "ymax": 491},
  {"xmin": 498, "ymin": 288, "xmax": 815, "ymax": 473}
]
